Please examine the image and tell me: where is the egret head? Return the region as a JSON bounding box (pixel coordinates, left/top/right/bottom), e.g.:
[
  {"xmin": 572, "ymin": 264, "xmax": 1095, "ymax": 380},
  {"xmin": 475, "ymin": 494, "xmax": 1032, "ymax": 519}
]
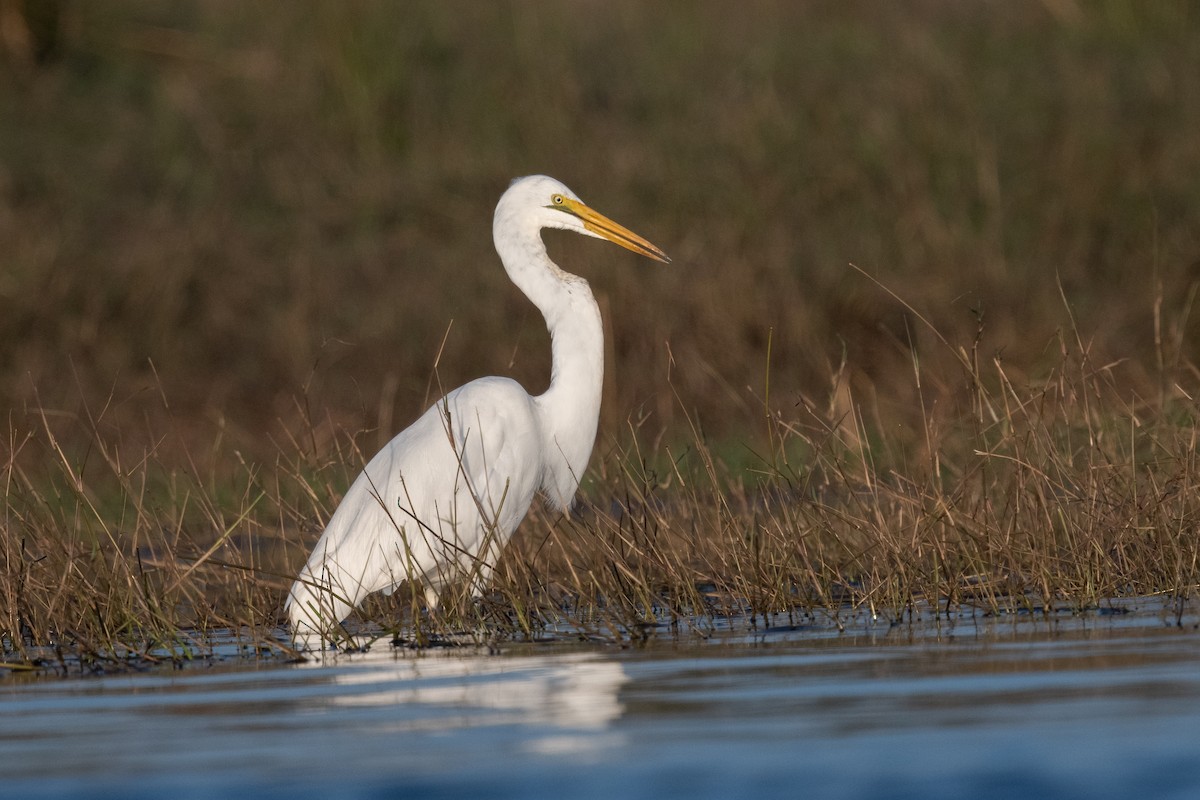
[{"xmin": 497, "ymin": 175, "xmax": 670, "ymax": 264}]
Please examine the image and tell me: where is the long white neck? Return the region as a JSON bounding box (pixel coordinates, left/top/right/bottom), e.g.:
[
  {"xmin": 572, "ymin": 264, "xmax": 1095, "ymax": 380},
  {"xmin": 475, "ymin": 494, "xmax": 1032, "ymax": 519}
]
[{"xmin": 493, "ymin": 221, "xmax": 603, "ymax": 509}]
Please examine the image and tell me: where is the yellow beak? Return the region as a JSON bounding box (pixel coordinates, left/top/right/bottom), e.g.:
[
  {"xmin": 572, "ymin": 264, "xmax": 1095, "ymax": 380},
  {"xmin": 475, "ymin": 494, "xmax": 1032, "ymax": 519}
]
[{"xmin": 557, "ymin": 197, "xmax": 671, "ymax": 264}]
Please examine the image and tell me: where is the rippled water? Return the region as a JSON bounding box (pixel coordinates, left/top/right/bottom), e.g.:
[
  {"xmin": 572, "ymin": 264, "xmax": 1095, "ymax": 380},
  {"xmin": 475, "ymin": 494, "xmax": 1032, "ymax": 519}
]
[{"xmin": 3, "ymin": 599, "xmax": 1199, "ymax": 799}]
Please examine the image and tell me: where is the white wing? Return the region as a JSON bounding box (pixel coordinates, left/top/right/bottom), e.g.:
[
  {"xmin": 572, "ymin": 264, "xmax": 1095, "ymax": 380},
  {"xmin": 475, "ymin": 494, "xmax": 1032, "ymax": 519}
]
[{"xmin": 287, "ymin": 377, "xmax": 543, "ymax": 634}]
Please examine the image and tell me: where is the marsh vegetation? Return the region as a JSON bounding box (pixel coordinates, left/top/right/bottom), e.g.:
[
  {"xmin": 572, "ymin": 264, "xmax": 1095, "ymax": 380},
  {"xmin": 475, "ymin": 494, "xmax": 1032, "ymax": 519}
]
[{"xmin": 2, "ymin": 1, "xmax": 1199, "ymax": 668}]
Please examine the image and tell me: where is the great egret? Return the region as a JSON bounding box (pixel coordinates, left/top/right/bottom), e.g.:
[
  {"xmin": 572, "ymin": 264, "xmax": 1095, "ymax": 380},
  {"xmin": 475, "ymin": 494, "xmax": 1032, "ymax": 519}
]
[{"xmin": 286, "ymin": 175, "xmax": 669, "ymax": 643}]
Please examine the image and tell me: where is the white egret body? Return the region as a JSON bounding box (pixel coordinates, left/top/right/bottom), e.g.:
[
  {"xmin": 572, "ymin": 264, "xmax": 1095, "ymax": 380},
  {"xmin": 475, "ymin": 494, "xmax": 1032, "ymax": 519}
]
[{"xmin": 286, "ymin": 175, "xmax": 669, "ymax": 641}]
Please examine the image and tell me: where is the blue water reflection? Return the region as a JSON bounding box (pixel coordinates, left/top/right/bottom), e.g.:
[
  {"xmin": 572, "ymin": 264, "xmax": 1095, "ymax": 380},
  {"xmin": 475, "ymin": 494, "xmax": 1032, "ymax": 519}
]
[{"xmin": 2, "ymin": 603, "xmax": 1199, "ymax": 799}]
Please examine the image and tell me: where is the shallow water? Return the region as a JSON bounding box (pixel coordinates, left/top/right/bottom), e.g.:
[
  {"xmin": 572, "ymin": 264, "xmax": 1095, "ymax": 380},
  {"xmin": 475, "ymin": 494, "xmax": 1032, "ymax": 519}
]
[{"xmin": 3, "ymin": 600, "xmax": 1200, "ymax": 799}]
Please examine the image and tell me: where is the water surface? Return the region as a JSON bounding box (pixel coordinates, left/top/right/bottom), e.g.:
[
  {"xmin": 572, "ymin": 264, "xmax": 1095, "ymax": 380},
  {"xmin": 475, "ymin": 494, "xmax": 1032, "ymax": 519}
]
[{"xmin": 3, "ymin": 600, "xmax": 1199, "ymax": 799}]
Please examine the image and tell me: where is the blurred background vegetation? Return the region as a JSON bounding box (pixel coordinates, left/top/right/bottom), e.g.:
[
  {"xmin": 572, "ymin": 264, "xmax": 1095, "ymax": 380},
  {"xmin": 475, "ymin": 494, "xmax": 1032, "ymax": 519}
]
[{"xmin": 2, "ymin": 0, "xmax": 1199, "ymax": 471}]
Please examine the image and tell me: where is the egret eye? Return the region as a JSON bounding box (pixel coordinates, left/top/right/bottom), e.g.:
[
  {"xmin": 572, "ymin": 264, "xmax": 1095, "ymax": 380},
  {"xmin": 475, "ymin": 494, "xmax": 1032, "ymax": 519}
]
[{"xmin": 551, "ymin": 194, "xmax": 565, "ymax": 205}]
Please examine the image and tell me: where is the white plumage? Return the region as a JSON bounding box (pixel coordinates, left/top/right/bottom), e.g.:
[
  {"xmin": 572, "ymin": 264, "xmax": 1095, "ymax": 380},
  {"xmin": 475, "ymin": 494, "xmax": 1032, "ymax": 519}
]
[{"xmin": 286, "ymin": 175, "xmax": 669, "ymax": 643}]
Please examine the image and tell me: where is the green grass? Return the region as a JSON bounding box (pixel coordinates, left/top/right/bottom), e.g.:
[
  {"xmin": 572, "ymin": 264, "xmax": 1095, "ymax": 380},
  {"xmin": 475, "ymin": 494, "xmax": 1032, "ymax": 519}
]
[{"xmin": 2, "ymin": 1, "xmax": 1200, "ymax": 666}]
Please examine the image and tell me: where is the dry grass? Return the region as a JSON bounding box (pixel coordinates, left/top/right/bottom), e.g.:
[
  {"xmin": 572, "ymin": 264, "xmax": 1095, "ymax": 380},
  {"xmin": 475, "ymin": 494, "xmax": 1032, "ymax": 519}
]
[
  {"xmin": 4, "ymin": 292, "xmax": 1199, "ymax": 665},
  {"xmin": 494, "ymin": 314, "xmax": 1200, "ymax": 638}
]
